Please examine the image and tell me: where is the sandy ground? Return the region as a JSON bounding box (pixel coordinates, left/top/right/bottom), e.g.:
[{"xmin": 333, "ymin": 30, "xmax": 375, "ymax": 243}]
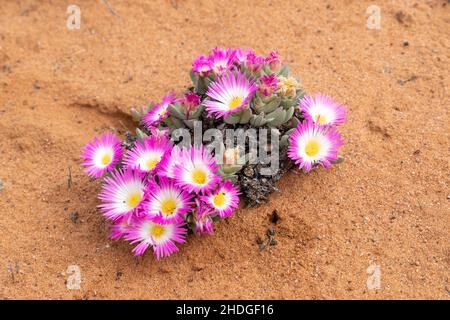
[{"xmin": 0, "ymin": 0, "xmax": 449, "ymax": 299}]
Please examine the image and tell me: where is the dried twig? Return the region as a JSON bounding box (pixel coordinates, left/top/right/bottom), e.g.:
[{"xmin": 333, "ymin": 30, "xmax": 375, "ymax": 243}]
[
  {"xmin": 258, "ymin": 228, "xmax": 277, "ymax": 251},
  {"xmin": 68, "ymin": 166, "xmax": 72, "ymax": 190},
  {"xmin": 7, "ymin": 263, "xmax": 15, "ymax": 282},
  {"xmin": 102, "ymin": 0, "xmax": 121, "ymax": 18}
]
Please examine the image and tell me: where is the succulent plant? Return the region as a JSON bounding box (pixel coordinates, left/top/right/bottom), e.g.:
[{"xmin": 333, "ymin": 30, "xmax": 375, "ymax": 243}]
[{"xmin": 133, "ymin": 48, "xmax": 346, "ymax": 206}]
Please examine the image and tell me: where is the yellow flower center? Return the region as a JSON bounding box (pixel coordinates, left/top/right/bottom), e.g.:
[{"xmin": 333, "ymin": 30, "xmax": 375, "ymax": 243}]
[
  {"xmin": 213, "ymin": 192, "xmax": 226, "ymax": 207},
  {"xmin": 101, "ymin": 153, "xmax": 112, "ymax": 165},
  {"xmin": 159, "ymin": 107, "xmax": 168, "ymax": 116},
  {"xmin": 283, "ymin": 77, "xmax": 298, "ymax": 88},
  {"xmin": 145, "ymin": 157, "xmax": 159, "ymax": 171},
  {"xmin": 150, "ymin": 224, "xmax": 165, "ymax": 239},
  {"xmin": 228, "ymin": 96, "xmax": 243, "ymax": 109},
  {"xmin": 126, "ymin": 191, "xmax": 142, "ymax": 208},
  {"xmin": 314, "ymin": 114, "xmax": 327, "ymax": 125},
  {"xmin": 305, "ymin": 140, "xmax": 321, "ymax": 157},
  {"xmin": 161, "ymin": 198, "xmax": 177, "ymax": 215},
  {"xmin": 192, "ymin": 168, "xmax": 207, "ymax": 185}
]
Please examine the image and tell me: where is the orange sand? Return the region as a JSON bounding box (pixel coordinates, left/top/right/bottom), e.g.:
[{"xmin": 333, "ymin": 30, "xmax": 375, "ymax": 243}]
[{"xmin": 0, "ymin": 0, "xmax": 449, "ymax": 299}]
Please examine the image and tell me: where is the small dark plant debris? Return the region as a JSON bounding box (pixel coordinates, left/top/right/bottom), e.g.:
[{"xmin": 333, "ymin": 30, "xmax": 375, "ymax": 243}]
[
  {"xmin": 115, "ymin": 271, "xmax": 123, "ymax": 280},
  {"xmin": 192, "ymin": 265, "xmax": 204, "ymax": 272},
  {"xmin": 258, "ymin": 227, "xmax": 278, "ymax": 251},
  {"xmin": 102, "ymin": 0, "xmax": 121, "ymax": 18},
  {"xmin": 67, "ymin": 166, "xmax": 72, "ymax": 190},
  {"xmin": 239, "ymin": 146, "xmax": 294, "ymax": 207},
  {"xmin": 70, "ymin": 211, "xmax": 79, "ymax": 223},
  {"xmin": 270, "ymin": 210, "xmax": 280, "ymax": 224},
  {"xmin": 395, "ymin": 11, "xmax": 412, "ymax": 26},
  {"xmin": 398, "ymin": 75, "xmax": 418, "ymax": 86},
  {"xmin": 123, "ymin": 131, "xmax": 137, "ymax": 150},
  {"xmin": 7, "ymin": 262, "xmax": 19, "ymax": 282}
]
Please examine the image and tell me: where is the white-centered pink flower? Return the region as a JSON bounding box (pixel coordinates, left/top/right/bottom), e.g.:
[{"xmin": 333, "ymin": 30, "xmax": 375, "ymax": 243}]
[
  {"xmin": 125, "ymin": 217, "xmax": 187, "ymax": 259},
  {"xmin": 144, "ymin": 177, "xmax": 192, "ymax": 224},
  {"xmin": 98, "ymin": 170, "xmax": 146, "ymax": 221},
  {"xmin": 173, "ymin": 145, "xmax": 220, "ymax": 193},
  {"xmin": 80, "ymin": 132, "xmax": 124, "ymax": 178},
  {"xmin": 204, "ymin": 72, "xmax": 257, "ymax": 118},
  {"xmin": 123, "ymin": 136, "xmax": 172, "ymax": 173},
  {"xmin": 288, "ymin": 121, "xmax": 344, "ymax": 172},
  {"xmin": 300, "ymin": 93, "xmax": 347, "ymax": 126}
]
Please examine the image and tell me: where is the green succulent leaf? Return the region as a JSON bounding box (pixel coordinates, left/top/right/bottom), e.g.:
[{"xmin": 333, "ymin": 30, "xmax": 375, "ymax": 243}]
[
  {"xmin": 130, "ymin": 108, "xmax": 141, "ymax": 122},
  {"xmin": 195, "ymin": 77, "xmax": 208, "ymax": 94},
  {"xmin": 249, "ymin": 113, "xmax": 267, "ymax": 127},
  {"xmin": 135, "ymin": 128, "xmax": 148, "ymax": 140},
  {"xmin": 288, "ymin": 116, "xmax": 300, "ymax": 128},
  {"xmin": 277, "ymin": 64, "xmax": 290, "ymax": 77},
  {"xmin": 189, "ymin": 70, "xmax": 199, "ymax": 86},
  {"xmin": 168, "ymin": 103, "xmax": 186, "ymax": 120},
  {"xmin": 170, "ymin": 117, "xmax": 185, "ymax": 129},
  {"xmin": 262, "ymin": 65, "xmax": 272, "ymax": 75},
  {"xmin": 280, "ymin": 135, "xmax": 290, "ymax": 148},
  {"xmin": 224, "ymin": 113, "xmax": 241, "ymax": 124},
  {"xmin": 239, "ymin": 108, "xmax": 253, "ymax": 124},
  {"xmin": 183, "ymin": 119, "xmax": 197, "ymax": 129},
  {"xmin": 265, "ymin": 107, "xmax": 285, "ymax": 122},
  {"xmin": 189, "ymin": 105, "xmax": 204, "ymax": 119},
  {"xmin": 267, "ymin": 109, "xmax": 287, "ymax": 127},
  {"xmin": 284, "ymin": 106, "xmax": 295, "ymax": 122},
  {"xmin": 221, "ymin": 164, "xmax": 243, "ymax": 175},
  {"xmin": 261, "ymin": 96, "xmax": 281, "ymax": 114}
]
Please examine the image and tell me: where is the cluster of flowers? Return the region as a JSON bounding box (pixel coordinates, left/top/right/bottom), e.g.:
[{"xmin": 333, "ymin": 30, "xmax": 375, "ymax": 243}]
[
  {"xmin": 81, "ymin": 133, "xmax": 239, "ymax": 259},
  {"xmin": 81, "ymin": 48, "xmax": 347, "ymax": 259},
  {"xmin": 141, "ymin": 48, "xmax": 346, "ymax": 173}
]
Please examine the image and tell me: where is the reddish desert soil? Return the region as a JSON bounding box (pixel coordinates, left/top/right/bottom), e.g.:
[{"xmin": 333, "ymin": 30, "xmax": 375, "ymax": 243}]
[{"xmin": 0, "ymin": 0, "xmax": 449, "ymax": 299}]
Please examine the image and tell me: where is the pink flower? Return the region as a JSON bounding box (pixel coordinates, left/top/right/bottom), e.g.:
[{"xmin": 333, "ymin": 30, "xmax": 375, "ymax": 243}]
[
  {"xmin": 210, "ymin": 48, "xmax": 235, "ymax": 75},
  {"xmin": 192, "ymin": 55, "xmax": 213, "ymax": 76},
  {"xmin": 201, "ymin": 180, "xmax": 240, "ymax": 218},
  {"xmin": 98, "ymin": 169, "xmax": 147, "ymax": 221},
  {"xmin": 80, "ymin": 132, "xmax": 124, "ymax": 178},
  {"xmin": 259, "ymin": 73, "xmax": 279, "ymax": 96},
  {"xmin": 142, "ymin": 93, "xmax": 177, "ymax": 128},
  {"xmin": 288, "ymin": 121, "xmax": 344, "ymax": 172},
  {"xmin": 194, "ymin": 199, "xmax": 215, "ymax": 236},
  {"xmin": 125, "ymin": 217, "xmax": 187, "ymax": 259},
  {"xmin": 204, "ymin": 71, "xmax": 257, "ymax": 118},
  {"xmin": 179, "ymin": 91, "xmax": 201, "ymax": 117},
  {"xmin": 266, "ymin": 50, "xmax": 283, "ymax": 72},
  {"xmin": 245, "ymin": 50, "xmax": 265, "ymax": 72},
  {"xmin": 173, "ymin": 145, "xmax": 220, "ymax": 193},
  {"xmin": 144, "ymin": 177, "xmax": 193, "ymax": 224},
  {"xmin": 300, "ymin": 93, "xmax": 347, "ymax": 126},
  {"xmin": 123, "ymin": 135, "xmax": 172, "ymax": 173}
]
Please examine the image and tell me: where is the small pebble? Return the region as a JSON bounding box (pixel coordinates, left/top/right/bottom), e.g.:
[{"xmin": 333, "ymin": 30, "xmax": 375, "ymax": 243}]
[{"xmin": 33, "ymin": 81, "xmax": 41, "ymax": 90}]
